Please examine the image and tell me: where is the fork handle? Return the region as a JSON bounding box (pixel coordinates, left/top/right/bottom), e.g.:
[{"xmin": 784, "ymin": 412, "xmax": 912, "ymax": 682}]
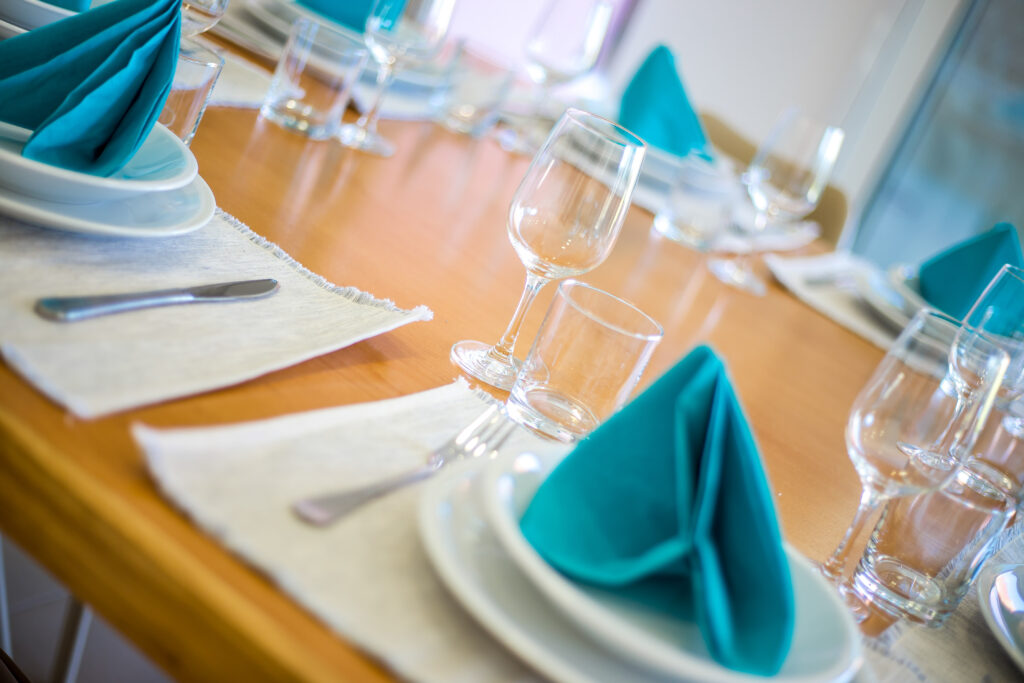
[{"xmin": 292, "ymin": 464, "xmax": 438, "ymax": 526}]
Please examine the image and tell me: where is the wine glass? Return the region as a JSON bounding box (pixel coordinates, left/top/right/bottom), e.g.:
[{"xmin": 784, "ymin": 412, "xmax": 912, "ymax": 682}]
[
  {"xmin": 819, "ymin": 309, "xmax": 1009, "ymax": 585},
  {"xmin": 181, "ymin": 0, "xmax": 230, "ymax": 37},
  {"xmin": 707, "ymin": 108, "xmax": 844, "ymax": 296},
  {"xmin": 338, "ymin": 0, "xmax": 457, "ymax": 157},
  {"xmin": 955, "ymin": 265, "xmax": 1024, "ymax": 491},
  {"xmin": 523, "ymin": 0, "xmax": 613, "ymax": 112},
  {"xmin": 451, "ymin": 108, "xmax": 646, "ymax": 391}
]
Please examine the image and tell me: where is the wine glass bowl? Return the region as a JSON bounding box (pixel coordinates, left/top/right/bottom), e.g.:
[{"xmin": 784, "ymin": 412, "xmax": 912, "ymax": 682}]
[
  {"xmin": 820, "ymin": 309, "xmax": 1009, "ymax": 586},
  {"xmin": 523, "ymin": 0, "xmax": 613, "ymax": 93},
  {"xmin": 451, "ymin": 108, "xmax": 646, "ymax": 391},
  {"xmin": 181, "ymin": 0, "xmax": 230, "ymax": 37},
  {"xmin": 708, "ymin": 108, "xmax": 844, "ymax": 295},
  {"xmin": 339, "ymin": 0, "xmax": 457, "ymax": 157}
]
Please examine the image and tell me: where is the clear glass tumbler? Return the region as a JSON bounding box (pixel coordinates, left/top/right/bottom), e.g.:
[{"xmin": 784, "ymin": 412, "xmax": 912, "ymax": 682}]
[
  {"xmin": 847, "ymin": 459, "xmax": 1016, "ymax": 626},
  {"xmin": 436, "ymin": 41, "xmax": 514, "ymax": 137},
  {"xmin": 158, "ymin": 38, "xmax": 225, "ymax": 146},
  {"xmin": 261, "ymin": 18, "xmax": 369, "ymax": 140},
  {"xmin": 507, "ymin": 279, "xmax": 663, "ymax": 443}
]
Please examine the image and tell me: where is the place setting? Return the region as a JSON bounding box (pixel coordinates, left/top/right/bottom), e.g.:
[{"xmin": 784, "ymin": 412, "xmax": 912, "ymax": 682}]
[
  {"xmin": 125, "ymin": 99, "xmax": 868, "ymax": 683},
  {"xmin": 0, "ymin": 0, "xmax": 435, "ymax": 419}
]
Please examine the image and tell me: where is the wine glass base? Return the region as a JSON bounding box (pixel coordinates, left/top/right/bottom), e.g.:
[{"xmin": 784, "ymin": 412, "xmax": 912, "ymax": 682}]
[
  {"xmin": 707, "ymin": 257, "xmax": 767, "ymax": 296},
  {"xmin": 338, "ymin": 123, "xmax": 395, "ymax": 157},
  {"xmin": 450, "ymin": 340, "xmax": 521, "ymax": 391}
]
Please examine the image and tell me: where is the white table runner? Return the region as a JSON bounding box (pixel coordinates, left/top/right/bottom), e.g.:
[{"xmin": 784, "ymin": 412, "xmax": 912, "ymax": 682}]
[
  {"xmin": 0, "ymin": 209, "xmax": 432, "ymax": 418},
  {"xmin": 766, "ymin": 252, "xmax": 898, "ymax": 350},
  {"xmin": 137, "ymin": 382, "xmax": 566, "ymax": 683}
]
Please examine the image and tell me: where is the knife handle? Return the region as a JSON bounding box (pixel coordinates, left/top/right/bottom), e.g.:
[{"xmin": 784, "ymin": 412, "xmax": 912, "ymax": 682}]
[{"xmin": 34, "ymin": 289, "xmax": 194, "ymax": 322}]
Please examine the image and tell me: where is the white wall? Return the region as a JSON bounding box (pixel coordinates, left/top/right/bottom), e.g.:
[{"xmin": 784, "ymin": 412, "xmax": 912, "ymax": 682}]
[{"xmin": 450, "ymin": 0, "xmax": 970, "ymax": 242}]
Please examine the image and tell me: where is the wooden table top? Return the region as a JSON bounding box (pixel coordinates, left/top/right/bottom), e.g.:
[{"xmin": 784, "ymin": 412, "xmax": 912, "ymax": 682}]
[{"xmin": 0, "ymin": 106, "xmax": 885, "ymax": 681}]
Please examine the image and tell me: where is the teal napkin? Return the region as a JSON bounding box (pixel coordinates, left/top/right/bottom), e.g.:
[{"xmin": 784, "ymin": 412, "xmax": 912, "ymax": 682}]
[
  {"xmin": 47, "ymin": 0, "xmax": 90, "ymax": 11},
  {"xmin": 0, "ymin": 0, "xmax": 180, "ymax": 177},
  {"xmin": 618, "ymin": 45, "xmax": 712, "ymax": 162},
  {"xmin": 919, "ymin": 223, "xmax": 1023, "ymax": 320},
  {"xmin": 296, "ymin": 0, "xmax": 374, "ymax": 31},
  {"xmin": 521, "ymin": 345, "xmax": 794, "ymax": 676}
]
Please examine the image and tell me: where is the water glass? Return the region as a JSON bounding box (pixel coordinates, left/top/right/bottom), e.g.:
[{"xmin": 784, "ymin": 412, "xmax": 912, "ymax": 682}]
[
  {"xmin": 848, "ymin": 459, "xmax": 1017, "ymax": 626},
  {"xmin": 158, "ymin": 39, "xmax": 224, "ymax": 146},
  {"xmin": 261, "ymin": 19, "xmax": 369, "ymax": 140},
  {"xmin": 436, "ymin": 41, "xmax": 514, "ymax": 137},
  {"xmin": 652, "ymin": 157, "xmax": 734, "ymax": 251},
  {"xmin": 507, "ymin": 279, "xmax": 663, "ymax": 443}
]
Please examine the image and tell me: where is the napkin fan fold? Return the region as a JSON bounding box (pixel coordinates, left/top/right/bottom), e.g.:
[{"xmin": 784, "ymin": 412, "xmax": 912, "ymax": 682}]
[
  {"xmin": 0, "ymin": 0, "xmax": 181, "ymax": 176},
  {"xmin": 919, "ymin": 222, "xmax": 1023, "ymax": 321},
  {"xmin": 618, "ymin": 45, "xmax": 712, "ymax": 162},
  {"xmin": 521, "ymin": 345, "xmax": 794, "ymax": 676}
]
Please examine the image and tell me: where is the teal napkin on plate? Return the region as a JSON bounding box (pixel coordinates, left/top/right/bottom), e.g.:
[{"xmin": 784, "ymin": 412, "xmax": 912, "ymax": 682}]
[
  {"xmin": 618, "ymin": 45, "xmax": 712, "ymax": 162},
  {"xmin": 919, "ymin": 223, "xmax": 1023, "ymax": 320},
  {"xmin": 296, "ymin": 0, "xmax": 374, "ymax": 31},
  {"xmin": 521, "ymin": 345, "xmax": 794, "ymax": 676},
  {"xmin": 0, "ymin": 0, "xmax": 180, "ymax": 177}
]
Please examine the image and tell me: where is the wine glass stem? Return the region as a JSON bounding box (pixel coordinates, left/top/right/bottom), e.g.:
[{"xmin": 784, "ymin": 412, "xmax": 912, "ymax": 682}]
[
  {"xmin": 820, "ymin": 485, "xmax": 885, "ymax": 582},
  {"xmin": 357, "ymin": 60, "xmax": 397, "ymax": 136},
  {"xmin": 488, "ymin": 272, "xmax": 549, "ymax": 365}
]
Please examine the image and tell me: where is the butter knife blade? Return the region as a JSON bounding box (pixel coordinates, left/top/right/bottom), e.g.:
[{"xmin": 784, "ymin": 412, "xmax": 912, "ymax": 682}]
[{"xmin": 35, "ymin": 278, "xmax": 279, "ymax": 322}]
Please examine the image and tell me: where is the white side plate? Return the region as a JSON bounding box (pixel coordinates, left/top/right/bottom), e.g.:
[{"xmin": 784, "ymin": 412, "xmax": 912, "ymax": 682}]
[
  {"xmin": 0, "ymin": 173, "xmax": 216, "ymax": 237},
  {"xmin": 418, "ymin": 464, "xmax": 674, "ymax": 683},
  {"xmin": 0, "ymin": 122, "xmax": 198, "ymax": 204},
  {"xmin": 478, "ymin": 450, "xmax": 862, "ymax": 683}
]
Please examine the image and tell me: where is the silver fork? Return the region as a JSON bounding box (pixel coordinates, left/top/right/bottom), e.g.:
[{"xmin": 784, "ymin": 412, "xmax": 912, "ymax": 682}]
[{"xmin": 292, "ymin": 403, "xmax": 516, "ymax": 526}]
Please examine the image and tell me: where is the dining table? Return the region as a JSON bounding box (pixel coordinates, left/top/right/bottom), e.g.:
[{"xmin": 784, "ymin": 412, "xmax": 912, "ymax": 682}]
[{"xmin": 0, "ymin": 89, "xmax": 887, "ymax": 679}]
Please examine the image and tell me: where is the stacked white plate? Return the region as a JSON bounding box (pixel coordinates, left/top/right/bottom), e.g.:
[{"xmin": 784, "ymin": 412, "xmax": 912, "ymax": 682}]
[
  {"xmin": 419, "ymin": 450, "xmax": 863, "ymax": 683},
  {"xmin": 0, "ymin": 121, "xmax": 216, "ymax": 237}
]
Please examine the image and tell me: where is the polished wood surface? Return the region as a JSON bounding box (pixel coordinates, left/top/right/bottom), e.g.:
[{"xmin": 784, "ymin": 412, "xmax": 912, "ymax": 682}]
[{"xmin": 0, "ymin": 107, "xmax": 884, "ymax": 681}]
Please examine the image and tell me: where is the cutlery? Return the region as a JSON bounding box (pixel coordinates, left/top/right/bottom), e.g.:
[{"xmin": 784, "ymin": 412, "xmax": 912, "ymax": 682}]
[
  {"xmin": 34, "ymin": 278, "xmax": 279, "ymax": 322},
  {"xmin": 293, "ymin": 403, "xmax": 516, "ymax": 525}
]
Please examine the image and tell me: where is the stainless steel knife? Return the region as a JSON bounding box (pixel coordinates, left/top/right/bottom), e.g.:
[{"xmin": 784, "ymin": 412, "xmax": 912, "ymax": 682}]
[{"xmin": 34, "ymin": 278, "xmax": 279, "ymax": 322}]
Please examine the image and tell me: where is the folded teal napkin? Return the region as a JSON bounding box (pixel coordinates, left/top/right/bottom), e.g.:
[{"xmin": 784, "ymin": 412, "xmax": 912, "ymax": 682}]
[
  {"xmin": 521, "ymin": 345, "xmax": 794, "ymax": 676},
  {"xmin": 0, "ymin": 0, "xmax": 180, "ymax": 177},
  {"xmin": 47, "ymin": 0, "xmax": 90, "ymax": 11},
  {"xmin": 618, "ymin": 45, "xmax": 712, "ymax": 162},
  {"xmin": 919, "ymin": 223, "xmax": 1023, "ymax": 320},
  {"xmin": 296, "ymin": 0, "xmax": 374, "ymax": 31}
]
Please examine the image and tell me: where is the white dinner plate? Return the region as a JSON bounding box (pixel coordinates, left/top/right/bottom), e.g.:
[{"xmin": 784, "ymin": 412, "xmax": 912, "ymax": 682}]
[
  {"xmin": 0, "ymin": 0, "xmax": 73, "ymax": 30},
  {"xmin": 0, "ymin": 122, "xmax": 198, "ymax": 204},
  {"xmin": 0, "ymin": 173, "xmax": 216, "ymax": 237},
  {"xmin": 478, "ymin": 451, "xmax": 862, "ymax": 683},
  {"xmin": 418, "ymin": 463, "xmax": 675, "ymax": 683}
]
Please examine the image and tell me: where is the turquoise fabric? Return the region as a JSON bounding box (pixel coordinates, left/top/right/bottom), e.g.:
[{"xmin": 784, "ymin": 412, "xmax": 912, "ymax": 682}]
[
  {"xmin": 919, "ymin": 223, "xmax": 1023, "ymax": 321},
  {"xmin": 0, "ymin": 0, "xmax": 180, "ymax": 177},
  {"xmin": 521, "ymin": 345, "xmax": 794, "ymax": 676},
  {"xmin": 296, "ymin": 0, "xmax": 374, "ymax": 32},
  {"xmin": 47, "ymin": 0, "xmax": 90, "ymax": 11},
  {"xmin": 618, "ymin": 45, "xmax": 712, "ymax": 162}
]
